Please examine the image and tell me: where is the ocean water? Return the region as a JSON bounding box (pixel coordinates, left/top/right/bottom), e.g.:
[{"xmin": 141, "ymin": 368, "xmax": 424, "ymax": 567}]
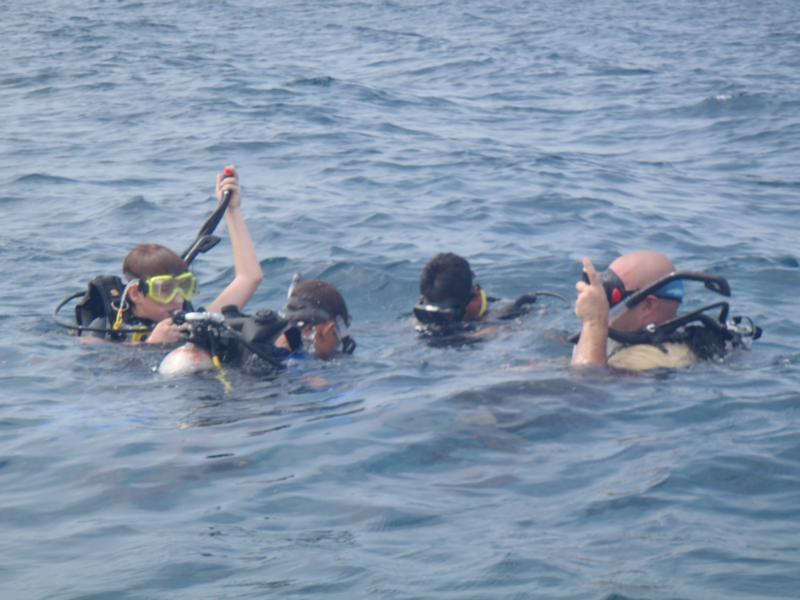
[{"xmin": 2, "ymin": 1, "xmax": 799, "ymax": 598}]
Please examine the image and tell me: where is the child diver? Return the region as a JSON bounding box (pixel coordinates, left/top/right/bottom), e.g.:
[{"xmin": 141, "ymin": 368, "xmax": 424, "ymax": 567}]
[{"xmin": 68, "ymin": 166, "xmax": 263, "ymax": 345}]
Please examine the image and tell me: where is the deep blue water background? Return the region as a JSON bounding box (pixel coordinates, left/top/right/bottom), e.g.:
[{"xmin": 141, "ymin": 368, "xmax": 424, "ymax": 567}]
[{"xmin": 2, "ymin": 1, "xmax": 799, "ymax": 598}]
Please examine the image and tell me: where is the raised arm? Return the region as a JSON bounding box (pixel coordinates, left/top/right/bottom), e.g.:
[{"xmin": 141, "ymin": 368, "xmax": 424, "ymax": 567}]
[
  {"xmin": 207, "ymin": 166, "xmax": 264, "ymax": 313},
  {"xmin": 572, "ymin": 257, "xmax": 610, "ymax": 368}
]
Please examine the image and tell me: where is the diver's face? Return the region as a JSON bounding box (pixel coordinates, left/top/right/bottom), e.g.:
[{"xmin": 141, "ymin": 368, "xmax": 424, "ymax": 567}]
[
  {"xmin": 610, "ymin": 296, "xmax": 658, "ymax": 332},
  {"xmin": 130, "ymin": 287, "xmax": 183, "ymax": 323},
  {"xmin": 305, "ymin": 321, "xmax": 340, "ymax": 359},
  {"xmin": 610, "ymin": 304, "xmax": 642, "ymax": 332}
]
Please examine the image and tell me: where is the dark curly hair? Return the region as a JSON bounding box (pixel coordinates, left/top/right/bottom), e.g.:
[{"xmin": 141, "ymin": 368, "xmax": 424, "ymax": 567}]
[{"xmin": 419, "ymin": 253, "xmax": 474, "ymax": 307}]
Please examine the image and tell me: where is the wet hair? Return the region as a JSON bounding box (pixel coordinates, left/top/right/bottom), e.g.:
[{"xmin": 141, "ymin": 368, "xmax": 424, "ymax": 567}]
[
  {"xmin": 419, "ymin": 252, "xmax": 474, "ymax": 307},
  {"xmin": 290, "ymin": 279, "xmax": 351, "ymax": 327},
  {"xmin": 122, "ymin": 243, "xmax": 187, "ymax": 281}
]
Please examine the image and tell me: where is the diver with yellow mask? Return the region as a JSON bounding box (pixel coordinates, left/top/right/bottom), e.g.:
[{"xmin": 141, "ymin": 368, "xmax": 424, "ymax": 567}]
[{"xmin": 54, "ymin": 166, "xmax": 263, "ymax": 345}]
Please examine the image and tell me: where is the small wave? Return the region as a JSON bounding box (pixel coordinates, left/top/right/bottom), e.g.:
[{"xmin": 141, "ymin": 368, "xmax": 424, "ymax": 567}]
[
  {"xmin": 354, "ymin": 25, "xmax": 426, "ymax": 42},
  {"xmin": 93, "ymin": 177, "xmax": 153, "ymax": 188},
  {"xmin": 677, "ymin": 92, "xmax": 771, "ymax": 118},
  {"xmin": 203, "ymin": 140, "xmax": 283, "ymax": 154},
  {"xmin": 406, "ymin": 57, "xmax": 494, "ymax": 78},
  {"xmin": 288, "ymin": 76, "xmax": 336, "ymax": 87},
  {"xmin": 127, "ymin": 19, "xmax": 179, "ymax": 33},
  {"xmin": 14, "ymin": 173, "xmax": 77, "ymax": 185},
  {"xmin": 24, "ymin": 86, "xmax": 57, "ymax": 98},
  {"xmin": 357, "ymin": 211, "xmax": 393, "ymax": 226},
  {"xmin": 116, "ymin": 195, "xmax": 156, "ymax": 213},
  {"xmin": 752, "ymin": 178, "xmax": 800, "ymax": 190},
  {"xmin": 1, "ymin": 68, "xmax": 60, "ymax": 88},
  {"xmin": 592, "ymin": 66, "xmax": 657, "ymax": 76}
]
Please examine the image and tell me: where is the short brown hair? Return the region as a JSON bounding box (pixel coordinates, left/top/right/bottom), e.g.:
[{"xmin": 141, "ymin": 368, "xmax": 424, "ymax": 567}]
[
  {"xmin": 289, "ymin": 280, "xmax": 350, "ymax": 326},
  {"xmin": 122, "ymin": 243, "xmax": 187, "ymax": 280}
]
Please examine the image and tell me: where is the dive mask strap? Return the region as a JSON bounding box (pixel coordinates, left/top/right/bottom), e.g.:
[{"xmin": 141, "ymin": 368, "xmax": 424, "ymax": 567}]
[
  {"xmin": 477, "ymin": 286, "xmax": 488, "ymax": 318},
  {"xmin": 341, "ymin": 335, "xmax": 356, "ymax": 354},
  {"xmin": 335, "ymin": 315, "xmax": 356, "ymax": 354}
]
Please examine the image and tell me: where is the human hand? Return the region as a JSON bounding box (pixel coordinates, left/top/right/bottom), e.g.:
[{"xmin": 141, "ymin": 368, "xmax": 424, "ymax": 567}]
[
  {"xmin": 575, "ymin": 257, "xmax": 609, "ymax": 326},
  {"xmin": 216, "ymin": 165, "xmax": 241, "ymax": 209},
  {"xmin": 146, "ymin": 318, "xmax": 188, "ymax": 344}
]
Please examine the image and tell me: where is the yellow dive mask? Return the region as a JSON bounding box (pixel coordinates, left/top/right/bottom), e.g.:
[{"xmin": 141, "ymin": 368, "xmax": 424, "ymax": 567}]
[{"xmin": 139, "ymin": 272, "xmax": 197, "ymax": 304}]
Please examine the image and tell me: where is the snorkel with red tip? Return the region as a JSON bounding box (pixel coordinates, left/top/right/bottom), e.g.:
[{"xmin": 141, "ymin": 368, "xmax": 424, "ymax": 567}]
[{"xmin": 181, "ymin": 167, "xmax": 235, "ymax": 266}]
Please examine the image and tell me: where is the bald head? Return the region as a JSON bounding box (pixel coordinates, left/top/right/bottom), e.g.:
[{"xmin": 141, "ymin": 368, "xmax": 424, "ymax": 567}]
[
  {"xmin": 609, "ymin": 251, "xmax": 675, "ymax": 291},
  {"xmin": 608, "ymin": 251, "xmax": 679, "ymax": 329}
]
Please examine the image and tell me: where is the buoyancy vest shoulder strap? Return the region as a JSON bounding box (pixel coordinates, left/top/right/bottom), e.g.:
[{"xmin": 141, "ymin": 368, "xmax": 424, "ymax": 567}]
[{"xmin": 607, "ymin": 303, "xmax": 761, "ymax": 361}]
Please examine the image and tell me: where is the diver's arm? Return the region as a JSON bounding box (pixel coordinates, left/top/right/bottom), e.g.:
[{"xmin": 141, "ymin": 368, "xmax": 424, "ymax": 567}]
[
  {"xmin": 207, "ymin": 166, "xmax": 264, "ymax": 313},
  {"xmin": 572, "ymin": 321, "xmax": 608, "ymax": 367},
  {"xmin": 571, "ymin": 257, "xmax": 609, "ymax": 368}
]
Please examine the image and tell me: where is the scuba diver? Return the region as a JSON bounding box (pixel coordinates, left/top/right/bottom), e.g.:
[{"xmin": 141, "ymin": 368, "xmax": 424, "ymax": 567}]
[
  {"xmin": 413, "ymin": 252, "xmax": 567, "ymax": 340},
  {"xmin": 275, "ymin": 278, "xmax": 356, "ymax": 360},
  {"xmin": 572, "ymin": 251, "xmax": 761, "ymax": 371},
  {"xmin": 54, "ymin": 166, "xmax": 263, "ymax": 344},
  {"xmin": 157, "ymin": 277, "xmax": 355, "ymax": 379}
]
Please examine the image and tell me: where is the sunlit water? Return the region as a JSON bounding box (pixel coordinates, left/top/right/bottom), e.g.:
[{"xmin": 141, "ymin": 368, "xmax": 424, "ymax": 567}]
[{"xmin": 1, "ymin": 1, "xmax": 799, "ymax": 598}]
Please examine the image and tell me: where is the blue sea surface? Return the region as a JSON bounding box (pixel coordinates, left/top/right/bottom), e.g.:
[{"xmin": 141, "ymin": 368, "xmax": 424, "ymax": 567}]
[{"xmin": 1, "ymin": 1, "xmax": 799, "ymax": 598}]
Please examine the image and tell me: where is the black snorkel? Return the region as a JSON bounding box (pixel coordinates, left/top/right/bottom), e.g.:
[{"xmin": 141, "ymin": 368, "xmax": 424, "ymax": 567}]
[
  {"xmin": 180, "ymin": 167, "xmax": 235, "ymax": 266},
  {"xmin": 414, "ymin": 287, "xmax": 569, "ymax": 333},
  {"xmin": 605, "ymin": 271, "xmax": 729, "ymax": 344},
  {"xmin": 615, "ymin": 271, "xmax": 730, "ymax": 312}
]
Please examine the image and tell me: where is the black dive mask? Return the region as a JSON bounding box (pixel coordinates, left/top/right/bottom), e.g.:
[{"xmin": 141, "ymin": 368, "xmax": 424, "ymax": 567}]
[
  {"xmin": 582, "ymin": 268, "xmax": 631, "ymax": 308},
  {"xmin": 413, "ymin": 298, "xmax": 466, "ymax": 326},
  {"xmin": 282, "ymin": 296, "xmax": 336, "ymax": 328},
  {"xmin": 582, "ymin": 268, "xmax": 686, "ymax": 309},
  {"xmin": 281, "ymin": 296, "xmax": 356, "ymax": 354}
]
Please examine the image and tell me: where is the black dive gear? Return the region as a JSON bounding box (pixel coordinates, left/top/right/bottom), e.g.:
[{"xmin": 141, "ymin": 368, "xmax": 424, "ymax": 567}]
[
  {"xmin": 413, "ymin": 298, "xmax": 467, "ymax": 326},
  {"xmin": 571, "ymin": 272, "xmax": 761, "ymax": 361},
  {"xmin": 413, "ymin": 284, "xmax": 487, "ymax": 329},
  {"xmin": 581, "ymin": 269, "xmax": 705, "ymax": 308},
  {"xmin": 53, "ymin": 275, "xmax": 168, "ymax": 341},
  {"xmin": 494, "ymin": 291, "xmax": 569, "ymax": 320},
  {"xmin": 414, "ymin": 288, "xmax": 568, "ymax": 333},
  {"xmin": 180, "ymin": 182, "xmax": 234, "ymax": 266},
  {"xmin": 175, "ymin": 306, "xmax": 289, "ymax": 373},
  {"xmin": 605, "ymin": 301, "xmax": 761, "ymax": 360},
  {"xmin": 611, "ymin": 271, "xmax": 728, "ymax": 311},
  {"xmin": 582, "ymin": 268, "xmax": 629, "ymax": 307}
]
